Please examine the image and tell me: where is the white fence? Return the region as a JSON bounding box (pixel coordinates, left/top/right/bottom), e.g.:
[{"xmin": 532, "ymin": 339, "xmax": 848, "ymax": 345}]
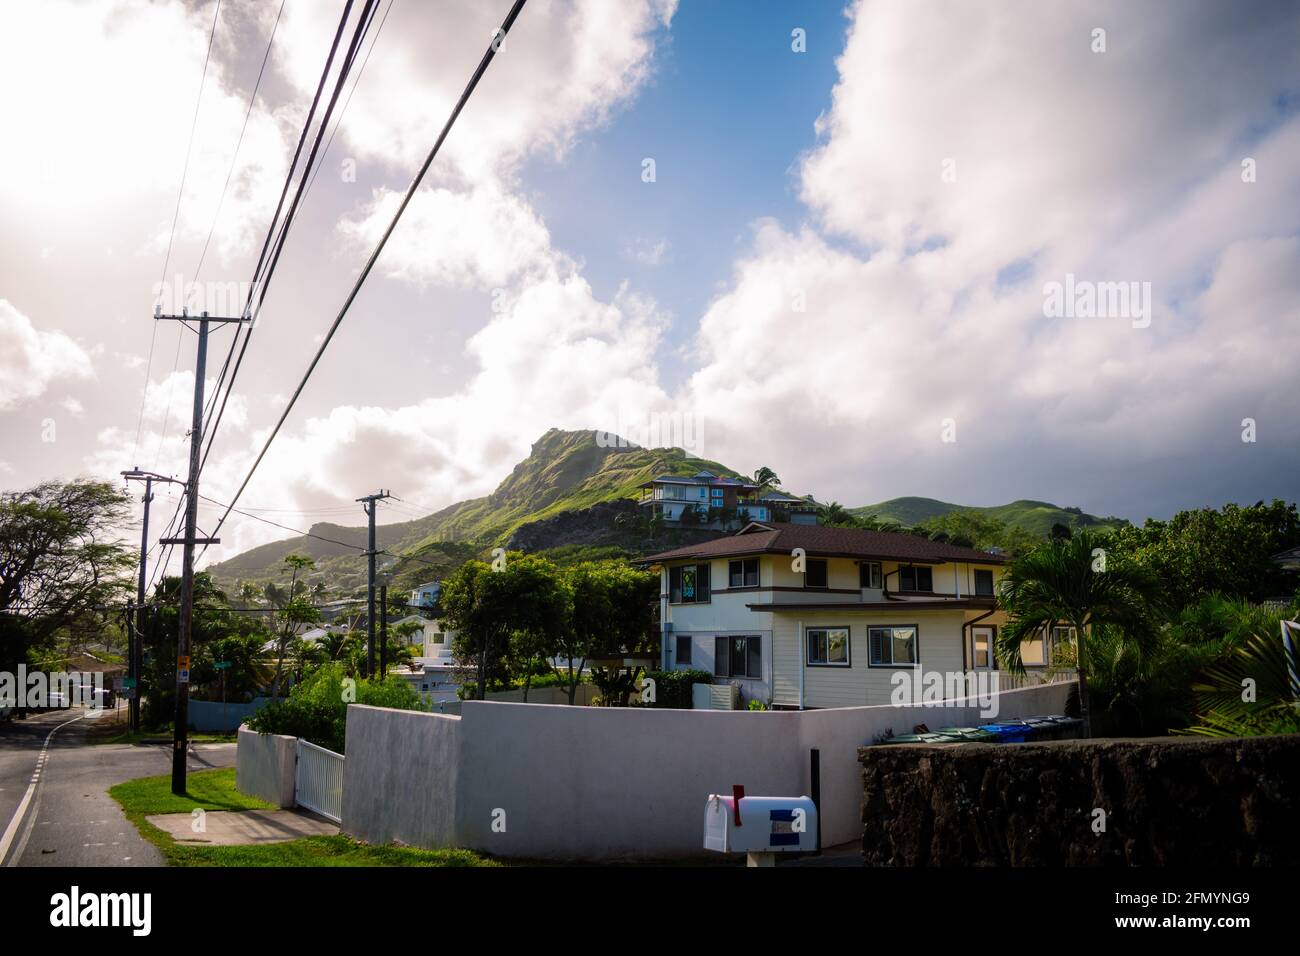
[
  {"xmin": 341, "ymin": 680, "xmax": 1077, "ymax": 861},
  {"xmin": 294, "ymin": 738, "xmax": 345, "ymax": 823}
]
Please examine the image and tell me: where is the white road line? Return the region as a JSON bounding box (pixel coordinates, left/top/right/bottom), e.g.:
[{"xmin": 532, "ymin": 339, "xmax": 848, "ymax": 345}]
[{"xmin": 0, "ymin": 713, "xmax": 84, "ymax": 866}]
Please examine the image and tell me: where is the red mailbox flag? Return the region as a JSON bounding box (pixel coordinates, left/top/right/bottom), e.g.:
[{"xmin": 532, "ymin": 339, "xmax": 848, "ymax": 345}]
[{"xmin": 732, "ymin": 785, "xmax": 745, "ymax": 826}]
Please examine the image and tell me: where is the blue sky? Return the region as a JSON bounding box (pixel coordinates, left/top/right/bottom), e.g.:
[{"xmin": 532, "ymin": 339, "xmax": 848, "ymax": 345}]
[{"xmin": 526, "ymin": 0, "xmax": 849, "ymax": 387}]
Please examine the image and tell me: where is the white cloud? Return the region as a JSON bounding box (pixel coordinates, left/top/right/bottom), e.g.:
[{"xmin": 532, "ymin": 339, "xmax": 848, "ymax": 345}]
[
  {"xmin": 623, "ymin": 237, "xmax": 670, "ymax": 266},
  {"xmin": 0, "ymin": 300, "xmax": 94, "ymax": 411},
  {"xmin": 0, "ymin": 0, "xmax": 291, "ymax": 266},
  {"xmin": 687, "ymin": 0, "xmax": 1300, "ymax": 507}
]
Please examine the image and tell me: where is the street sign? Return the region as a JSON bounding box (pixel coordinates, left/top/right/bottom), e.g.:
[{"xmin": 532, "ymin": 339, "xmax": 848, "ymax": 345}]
[
  {"xmin": 177, "ymin": 656, "xmax": 190, "ymax": 684},
  {"xmin": 214, "ymin": 661, "xmax": 232, "ymax": 670},
  {"xmin": 112, "ymin": 676, "xmax": 124, "ymax": 691},
  {"xmin": 123, "ymin": 677, "xmax": 137, "ymax": 689}
]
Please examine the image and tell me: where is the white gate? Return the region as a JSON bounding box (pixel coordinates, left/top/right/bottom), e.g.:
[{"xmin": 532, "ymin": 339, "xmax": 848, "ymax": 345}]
[{"xmin": 294, "ymin": 738, "xmax": 344, "ymax": 823}]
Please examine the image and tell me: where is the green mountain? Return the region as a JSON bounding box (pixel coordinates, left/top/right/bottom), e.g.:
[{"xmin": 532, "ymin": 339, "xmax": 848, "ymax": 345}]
[
  {"xmin": 851, "ymin": 496, "xmax": 1126, "ymax": 536},
  {"xmin": 205, "ymin": 429, "xmax": 742, "ymax": 596},
  {"xmin": 206, "ymin": 429, "xmax": 1125, "ymax": 599}
]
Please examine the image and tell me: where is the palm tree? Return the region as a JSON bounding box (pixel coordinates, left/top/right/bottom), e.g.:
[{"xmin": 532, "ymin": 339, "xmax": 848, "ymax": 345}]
[
  {"xmin": 995, "ymin": 529, "xmax": 1164, "ymax": 737},
  {"xmin": 752, "ymin": 466, "xmax": 781, "ymax": 491},
  {"xmin": 817, "ymin": 501, "xmax": 859, "ymax": 528},
  {"xmin": 238, "ymin": 581, "xmax": 261, "ymax": 609}
]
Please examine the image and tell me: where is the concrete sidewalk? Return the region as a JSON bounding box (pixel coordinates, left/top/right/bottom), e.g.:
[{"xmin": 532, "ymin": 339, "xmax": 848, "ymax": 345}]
[{"xmin": 146, "ymin": 809, "xmax": 338, "ymax": 846}]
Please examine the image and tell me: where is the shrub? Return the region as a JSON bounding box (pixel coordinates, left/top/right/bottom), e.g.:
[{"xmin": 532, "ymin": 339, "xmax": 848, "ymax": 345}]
[
  {"xmin": 246, "ymin": 662, "xmax": 425, "ymax": 753},
  {"xmin": 641, "ymin": 669, "xmax": 713, "ymax": 709}
]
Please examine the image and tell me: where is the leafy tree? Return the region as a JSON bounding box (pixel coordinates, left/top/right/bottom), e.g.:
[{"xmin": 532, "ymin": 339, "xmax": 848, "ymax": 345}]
[
  {"xmin": 996, "ymin": 530, "xmax": 1166, "ymax": 736},
  {"xmin": 270, "ymin": 555, "xmax": 318, "ymax": 700},
  {"xmin": 1178, "ymin": 623, "xmax": 1300, "ymax": 738},
  {"xmin": 1107, "ymin": 500, "xmax": 1300, "ymax": 609},
  {"xmin": 441, "ymin": 553, "xmax": 569, "ymax": 700},
  {"xmin": 918, "ymin": 510, "xmax": 1041, "ymax": 557},
  {"xmin": 0, "ymin": 480, "xmax": 135, "ymax": 671}
]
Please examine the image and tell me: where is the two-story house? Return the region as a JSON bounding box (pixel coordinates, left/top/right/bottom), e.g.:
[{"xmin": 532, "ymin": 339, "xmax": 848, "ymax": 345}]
[
  {"xmin": 637, "ymin": 471, "xmax": 819, "ymax": 528},
  {"xmin": 641, "ymin": 521, "xmax": 1065, "ymax": 709}
]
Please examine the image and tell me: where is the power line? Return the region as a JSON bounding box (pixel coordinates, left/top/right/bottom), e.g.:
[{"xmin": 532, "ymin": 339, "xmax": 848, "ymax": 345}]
[
  {"xmin": 300, "ymin": 0, "xmax": 396, "ymax": 203},
  {"xmin": 199, "ymin": 0, "xmax": 376, "ymax": 476},
  {"xmin": 134, "ymin": 0, "xmax": 224, "ymax": 464},
  {"xmin": 192, "ymin": 0, "xmax": 287, "ymax": 286},
  {"xmin": 203, "ymin": 0, "xmax": 529, "ymax": 558}
]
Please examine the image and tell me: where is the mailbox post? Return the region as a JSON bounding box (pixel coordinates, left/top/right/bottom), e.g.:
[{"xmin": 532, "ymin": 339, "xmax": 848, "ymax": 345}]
[{"xmin": 704, "ymin": 790, "xmax": 818, "ymax": 867}]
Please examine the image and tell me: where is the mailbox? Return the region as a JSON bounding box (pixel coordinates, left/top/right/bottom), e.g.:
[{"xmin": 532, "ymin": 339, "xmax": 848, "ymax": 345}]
[{"xmin": 704, "ymin": 792, "xmax": 818, "ymax": 862}]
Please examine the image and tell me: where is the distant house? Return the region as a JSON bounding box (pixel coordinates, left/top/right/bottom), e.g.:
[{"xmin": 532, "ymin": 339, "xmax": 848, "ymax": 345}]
[
  {"xmin": 640, "ymin": 521, "xmax": 1071, "ymax": 710},
  {"xmin": 410, "ymin": 581, "xmax": 441, "ymax": 609},
  {"xmin": 637, "ymin": 471, "xmax": 818, "ymax": 529}
]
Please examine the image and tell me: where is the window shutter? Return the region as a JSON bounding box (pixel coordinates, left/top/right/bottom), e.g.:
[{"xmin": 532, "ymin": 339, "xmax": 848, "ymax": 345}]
[
  {"xmin": 697, "ymin": 563, "xmax": 711, "ymax": 601},
  {"xmin": 747, "ymin": 635, "xmax": 762, "ymax": 678},
  {"xmin": 870, "ymin": 628, "xmax": 885, "ymax": 664},
  {"xmin": 714, "ymin": 637, "xmax": 728, "ymax": 677}
]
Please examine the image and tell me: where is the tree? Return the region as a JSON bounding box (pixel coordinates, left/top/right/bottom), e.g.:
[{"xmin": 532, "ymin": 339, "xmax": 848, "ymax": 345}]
[
  {"xmin": 1107, "ymin": 500, "xmax": 1300, "ymax": 609},
  {"xmin": 996, "ymin": 530, "xmax": 1165, "ymax": 737},
  {"xmin": 918, "ymin": 509, "xmax": 1041, "ymax": 557},
  {"xmin": 752, "ymin": 466, "xmax": 781, "ymax": 491},
  {"xmin": 0, "ymin": 480, "xmax": 135, "ymax": 671},
  {"xmin": 441, "ymin": 553, "xmax": 568, "ymax": 701},
  {"xmin": 237, "ymin": 581, "xmax": 261, "ymax": 609},
  {"xmin": 817, "ymin": 501, "xmax": 860, "ymax": 528},
  {"xmin": 270, "ymin": 555, "xmax": 318, "ymax": 700}
]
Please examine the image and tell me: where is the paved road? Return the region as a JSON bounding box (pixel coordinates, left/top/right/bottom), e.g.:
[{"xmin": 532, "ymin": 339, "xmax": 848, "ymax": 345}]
[{"xmin": 0, "ymin": 708, "xmax": 235, "ymax": 867}]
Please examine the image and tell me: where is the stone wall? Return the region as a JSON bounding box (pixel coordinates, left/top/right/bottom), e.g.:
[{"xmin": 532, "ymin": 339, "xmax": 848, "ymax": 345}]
[{"xmin": 859, "ymin": 735, "xmax": 1300, "ymax": 866}]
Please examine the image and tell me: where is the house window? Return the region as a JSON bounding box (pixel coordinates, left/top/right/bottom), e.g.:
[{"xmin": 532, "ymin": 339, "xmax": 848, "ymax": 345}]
[
  {"xmin": 715, "ymin": 635, "xmax": 762, "ymax": 679},
  {"xmin": 729, "ymin": 558, "xmax": 759, "ymax": 588},
  {"xmin": 1049, "ymin": 626, "xmax": 1077, "ymax": 664},
  {"xmin": 804, "ymin": 558, "xmax": 828, "ymax": 588},
  {"xmin": 675, "ymin": 635, "xmax": 692, "ymax": 665},
  {"xmin": 974, "ymin": 569, "xmax": 995, "ymax": 596},
  {"xmin": 868, "ymin": 626, "xmax": 918, "ymax": 666},
  {"xmin": 859, "ymin": 561, "xmax": 882, "ymax": 589},
  {"xmin": 669, "ymin": 563, "xmax": 711, "ymax": 604},
  {"xmin": 807, "ymin": 627, "xmax": 851, "ymax": 666},
  {"xmin": 898, "ymin": 565, "xmax": 934, "ymax": 592}
]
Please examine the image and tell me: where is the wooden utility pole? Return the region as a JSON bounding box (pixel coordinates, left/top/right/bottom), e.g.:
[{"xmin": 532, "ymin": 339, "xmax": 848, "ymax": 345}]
[
  {"xmin": 155, "ymin": 309, "xmax": 244, "ymax": 794},
  {"xmin": 356, "ymin": 490, "xmax": 391, "ymax": 677},
  {"xmin": 121, "ymin": 468, "xmax": 184, "ymax": 733}
]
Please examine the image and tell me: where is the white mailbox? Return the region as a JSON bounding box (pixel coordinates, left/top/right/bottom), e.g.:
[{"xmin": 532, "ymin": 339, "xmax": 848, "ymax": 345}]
[{"xmin": 704, "ymin": 793, "xmax": 818, "ymax": 864}]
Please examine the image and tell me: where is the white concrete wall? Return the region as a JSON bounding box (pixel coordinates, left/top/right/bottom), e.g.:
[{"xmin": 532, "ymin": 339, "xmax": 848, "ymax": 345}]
[
  {"xmin": 339, "ymin": 681, "xmax": 1075, "ymax": 861},
  {"xmin": 235, "ymin": 726, "xmax": 297, "ymax": 808},
  {"xmin": 341, "ymin": 707, "xmax": 463, "ymax": 849}
]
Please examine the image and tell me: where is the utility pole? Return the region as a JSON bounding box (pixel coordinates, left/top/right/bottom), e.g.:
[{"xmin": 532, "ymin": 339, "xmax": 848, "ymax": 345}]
[
  {"xmin": 121, "ymin": 468, "xmax": 184, "ymax": 733},
  {"xmin": 155, "ymin": 308, "xmax": 244, "ymax": 794},
  {"xmin": 356, "ymin": 489, "xmax": 392, "ymax": 678},
  {"xmin": 379, "ymin": 582, "xmax": 389, "ymax": 678}
]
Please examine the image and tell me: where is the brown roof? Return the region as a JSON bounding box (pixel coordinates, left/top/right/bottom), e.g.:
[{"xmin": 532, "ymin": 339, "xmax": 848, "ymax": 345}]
[{"xmin": 638, "ymin": 521, "xmax": 1008, "ymax": 566}]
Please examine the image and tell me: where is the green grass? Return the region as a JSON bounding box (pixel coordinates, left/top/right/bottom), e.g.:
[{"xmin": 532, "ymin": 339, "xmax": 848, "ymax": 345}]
[{"xmin": 109, "ymin": 767, "xmax": 497, "ymax": 868}]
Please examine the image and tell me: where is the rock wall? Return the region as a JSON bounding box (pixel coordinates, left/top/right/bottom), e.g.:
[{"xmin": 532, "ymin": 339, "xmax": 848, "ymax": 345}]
[{"xmin": 859, "ymin": 735, "xmax": 1300, "ymax": 866}]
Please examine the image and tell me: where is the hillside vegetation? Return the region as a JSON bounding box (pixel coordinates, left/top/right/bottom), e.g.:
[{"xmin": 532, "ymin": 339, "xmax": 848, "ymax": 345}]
[
  {"xmin": 207, "ymin": 429, "xmax": 1125, "ymax": 595},
  {"xmin": 851, "ymin": 496, "xmax": 1126, "ymax": 536}
]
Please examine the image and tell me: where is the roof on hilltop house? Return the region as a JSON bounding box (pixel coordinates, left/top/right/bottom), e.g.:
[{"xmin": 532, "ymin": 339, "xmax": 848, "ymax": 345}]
[
  {"xmin": 638, "ymin": 521, "xmax": 1008, "ymax": 566},
  {"xmin": 637, "ymin": 470, "xmax": 756, "ymax": 489}
]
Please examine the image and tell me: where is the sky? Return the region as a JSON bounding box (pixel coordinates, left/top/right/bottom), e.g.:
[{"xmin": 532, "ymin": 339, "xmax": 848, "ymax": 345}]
[{"xmin": 0, "ymin": 0, "xmax": 1297, "ymax": 573}]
